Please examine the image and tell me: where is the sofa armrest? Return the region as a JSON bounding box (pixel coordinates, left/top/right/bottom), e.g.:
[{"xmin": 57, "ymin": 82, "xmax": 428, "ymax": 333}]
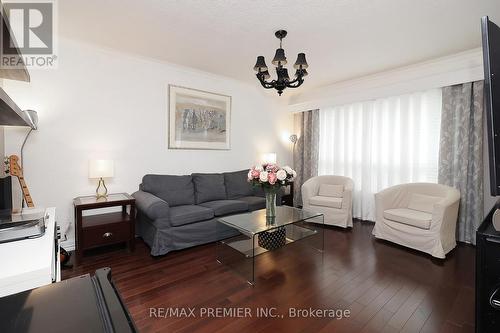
[
  {"xmin": 301, "ymin": 178, "xmax": 319, "ymax": 206},
  {"xmin": 374, "ymin": 185, "xmax": 407, "ymax": 222},
  {"xmin": 342, "ymin": 188, "xmax": 353, "ymax": 211},
  {"xmin": 431, "ymin": 193, "xmax": 460, "ymax": 232},
  {"xmin": 132, "ymin": 190, "xmax": 170, "ymax": 220}
]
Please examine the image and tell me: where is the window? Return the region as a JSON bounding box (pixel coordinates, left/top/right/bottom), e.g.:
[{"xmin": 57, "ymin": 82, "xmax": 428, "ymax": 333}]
[{"xmin": 318, "ymin": 88, "xmax": 442, "ymax": 221}]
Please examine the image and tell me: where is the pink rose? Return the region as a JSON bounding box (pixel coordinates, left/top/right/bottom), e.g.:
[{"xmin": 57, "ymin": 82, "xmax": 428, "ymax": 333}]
[
  {"xmin": 265, "ymin": 164, "xmax": 278, "ymax": 172},
  {"xmin": 251, "ymin": 169, "xmax": 260, "ymax": 179},
  {"xmin": 268, "ymin": 172, "xmax": 277, "ymax": 185}
]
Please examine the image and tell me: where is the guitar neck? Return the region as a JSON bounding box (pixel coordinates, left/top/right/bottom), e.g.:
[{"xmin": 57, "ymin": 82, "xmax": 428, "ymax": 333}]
[{"xmin": 17, "ymin": 176, "xmax": 34, "ymax": 208}]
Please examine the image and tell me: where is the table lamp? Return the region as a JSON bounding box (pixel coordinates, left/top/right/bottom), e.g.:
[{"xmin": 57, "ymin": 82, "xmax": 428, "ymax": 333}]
[
  {"xmin": 88, "ymin": 159, "xmax": 114, "ymax": 199},
  {"xmin": 262, "ymin": 153, "xmax": 277, "ymax": 164}
]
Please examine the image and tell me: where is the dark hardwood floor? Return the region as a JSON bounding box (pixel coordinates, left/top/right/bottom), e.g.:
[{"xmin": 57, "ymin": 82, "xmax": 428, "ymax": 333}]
[{"xmin": 62, "ymin": 221, "xmax": 475, "ymax": 333}]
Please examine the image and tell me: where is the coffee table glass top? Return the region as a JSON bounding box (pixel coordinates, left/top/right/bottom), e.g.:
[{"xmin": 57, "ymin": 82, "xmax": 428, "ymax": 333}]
[{"xmin": 217, "ymin": 205, "xmax": 322, "ymax": 235}]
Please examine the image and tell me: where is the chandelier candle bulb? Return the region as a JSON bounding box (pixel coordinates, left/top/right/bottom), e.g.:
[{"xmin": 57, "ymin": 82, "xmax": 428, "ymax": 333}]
[{"xmin": 253, "ymin": 29, "xmax": 309, "ymax": 96}]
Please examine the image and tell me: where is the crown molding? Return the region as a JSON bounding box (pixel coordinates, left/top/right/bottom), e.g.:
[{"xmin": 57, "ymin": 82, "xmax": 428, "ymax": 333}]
[{"xmin": 288, "ymin": 48, "xmax": 483, "ymax": 112}]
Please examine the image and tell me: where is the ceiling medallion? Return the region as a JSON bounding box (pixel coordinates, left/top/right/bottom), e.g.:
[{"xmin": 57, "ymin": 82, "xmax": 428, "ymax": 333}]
[{"xmin": 253, "ymin": 30, "xmax": 309, "ymax": 96}]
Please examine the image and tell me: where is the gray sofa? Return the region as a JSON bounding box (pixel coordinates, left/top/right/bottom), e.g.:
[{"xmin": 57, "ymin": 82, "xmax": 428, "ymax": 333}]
[{"xmin": 133, "ymin": 169, "xmax": 282, "ymax": 256}]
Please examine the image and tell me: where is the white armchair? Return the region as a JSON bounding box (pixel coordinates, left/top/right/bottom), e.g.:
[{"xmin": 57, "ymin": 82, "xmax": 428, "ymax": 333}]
[
  {"xmin": 301, "ymin": 175, "xmax": 354, "ymax": 228},
  {"xmin": 372, "ymin": 183, "xmax": 460, "ymax": 259}
]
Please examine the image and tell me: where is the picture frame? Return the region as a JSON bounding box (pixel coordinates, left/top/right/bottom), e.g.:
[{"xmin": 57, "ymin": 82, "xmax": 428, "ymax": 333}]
[{"xmin": 168, "ymin": 85, "xmax": 231, "ymax": 150}]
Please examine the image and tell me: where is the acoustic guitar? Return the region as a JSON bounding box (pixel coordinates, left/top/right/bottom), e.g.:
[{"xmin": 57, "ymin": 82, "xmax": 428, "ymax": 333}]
[{"xmin": 5, "ymin": 154, "xmax": 34, "ymax": 208}]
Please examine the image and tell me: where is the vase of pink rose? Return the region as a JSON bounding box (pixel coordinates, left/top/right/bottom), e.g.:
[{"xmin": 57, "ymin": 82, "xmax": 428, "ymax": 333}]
[{"xmin": 248, "ymin": 164, "xmax": 297, "ymax": 218}]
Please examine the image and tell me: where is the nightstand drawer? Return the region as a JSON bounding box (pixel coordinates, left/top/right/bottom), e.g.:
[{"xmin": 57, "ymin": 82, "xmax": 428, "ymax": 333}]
[
  {"xmin": 74, "ymin": 193, "xmax": 136, "ymax": 265},
  {"xmin": 82, "ymin": 222, "xmax": 130, "ymax": 249}
]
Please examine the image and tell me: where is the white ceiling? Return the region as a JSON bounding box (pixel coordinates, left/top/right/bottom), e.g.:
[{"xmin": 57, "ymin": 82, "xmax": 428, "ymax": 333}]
[{"xmin": 59, "ymin": 0, "xmax": 500, "ymax": 96}]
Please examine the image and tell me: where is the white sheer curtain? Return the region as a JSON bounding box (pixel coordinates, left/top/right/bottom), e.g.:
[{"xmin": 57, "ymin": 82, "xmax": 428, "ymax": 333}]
[{"xmin": 318, "ymin": 89, "xmax": 442, "ymax": 221}]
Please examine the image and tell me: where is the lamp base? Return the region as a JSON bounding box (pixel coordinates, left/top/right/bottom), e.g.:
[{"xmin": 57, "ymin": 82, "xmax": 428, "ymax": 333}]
[{"xmin": 96, "ymin": 178, "xmax": 108, "ymax": 199}]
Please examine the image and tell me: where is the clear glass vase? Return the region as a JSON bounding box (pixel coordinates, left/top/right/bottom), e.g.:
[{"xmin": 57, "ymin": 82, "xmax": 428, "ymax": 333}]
[{"xmin": 264, "ymin": 188, "xmax": 277, "ymax": 218}]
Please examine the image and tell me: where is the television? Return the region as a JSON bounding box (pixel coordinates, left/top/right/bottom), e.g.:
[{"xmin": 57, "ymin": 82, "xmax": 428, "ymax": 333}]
[{"xmin": 482, "ymin": 16, "xmax": 500, "ymax": 196}]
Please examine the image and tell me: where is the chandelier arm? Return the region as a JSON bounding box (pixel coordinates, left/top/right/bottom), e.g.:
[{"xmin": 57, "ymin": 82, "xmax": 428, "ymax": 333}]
[
  {"xmin": 286, "ymin": 77, "xmax": 304, "ymax": 88},
  {"xmin": 256, "ymin": 74, "xmax": 278, "ymax": 89},
  {"xmin": 261, "ymin": 82, "xmax": 277, "ymax": 89}
]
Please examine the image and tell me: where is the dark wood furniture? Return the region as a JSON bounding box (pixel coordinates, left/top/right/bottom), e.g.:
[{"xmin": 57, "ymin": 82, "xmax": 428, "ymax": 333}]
[
  {"xmin": 476, "ymin": 202, "xmax": 500, "ymax": 332},
  {"xmin": 281, "ymin": 182, "xmax": 294, "ymax": 206},
  {"xmin": 63, "ymin": 221, "xmax": 475, "ymax": 332},
  {"xmin": 74, "ymin": 193, "xmax": 135, "ymax": 265}
]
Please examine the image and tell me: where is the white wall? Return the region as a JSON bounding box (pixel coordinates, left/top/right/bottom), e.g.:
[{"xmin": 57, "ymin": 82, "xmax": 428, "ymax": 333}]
[{"xmin": 2, "ymin": 38, "xmax": 293, "ymax": 249}]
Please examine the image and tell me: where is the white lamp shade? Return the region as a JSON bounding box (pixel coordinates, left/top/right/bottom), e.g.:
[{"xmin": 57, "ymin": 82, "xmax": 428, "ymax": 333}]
[
  {"xmin": 89, "ymin": 160, "xmax": 114, "ymax": 179},
  {"xmin": 262, "ymin": 153, "xmax": 277, "ymax": 164}
]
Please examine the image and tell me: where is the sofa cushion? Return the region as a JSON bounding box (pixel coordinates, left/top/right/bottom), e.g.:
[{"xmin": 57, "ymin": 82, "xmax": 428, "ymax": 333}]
[
  {"xmin": 199, "ymin": 200, "xmax": 249, "ymax": 216},
  {"xmin": 236, "ymin": 196, "xmax": 266, "ymax": 211},
  {"xmin": 407, "ymin": 193, "xmax": 442, "ymax": 214},
  {"xmin": 309, "ymin": 196, "xmax": 342, "ymax": 209},
  {"xmin": 169, "ymin": 205, "xmax": 214, "ymax": 227},
  {"xmin": 383, "ymin": 208, "xmax": 432, "ymax": 230},
  {"xmin": 319, "ymin": 184, "xmax": 344, "ymax": 198},
  {"xmin": 253, "ymin": 186, "xmax": 265, "ymax": 197},
  {"xmin": 224, "ymin": 170, "xmax": 254, "ymax": 199},
  {"xmin": 142, "ymin": 175, "xmax": 194, "ymax": 207},
  {"xmin": 192, "ymin": 173, "xmax": 227, "ymax": 204}
]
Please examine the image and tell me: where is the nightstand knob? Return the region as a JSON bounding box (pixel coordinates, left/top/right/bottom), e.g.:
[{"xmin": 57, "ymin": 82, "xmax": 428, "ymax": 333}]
[{"xmin": 102, "ymin": 232, "xmax": 113, "ymax": 238}]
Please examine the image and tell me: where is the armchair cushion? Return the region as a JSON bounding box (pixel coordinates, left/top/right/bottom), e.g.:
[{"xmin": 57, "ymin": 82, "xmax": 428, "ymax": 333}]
[
  {"xmin": 309, "ymin": 196, "xmax": 342, "ymax": 209},
  {"xmin": 319, "ymin": 184, "xmax": 344, "ymax": 198},
  {"xmin": 192, "ymin": 173, "xmax": 227, "ymax": 204},
  {"xmin": 407, "ymin": 193, "xmax": 442, "ymax": 214},
  {"xmin": 383, "ymin": 208, "xmax": 432, "ymax": 230},
  {"xmin": 169, "ymin": 205, "xmax": 214, "ymax": 227},
  {"xmin": 199, "ymin": 200, "xmax": 249, "ymax": 216}
]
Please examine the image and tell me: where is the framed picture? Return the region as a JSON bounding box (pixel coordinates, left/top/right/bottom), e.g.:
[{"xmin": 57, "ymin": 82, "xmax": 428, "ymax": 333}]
[{"xmin": 168, "ymin": 85, "xmax": 231, "ymax": 150}]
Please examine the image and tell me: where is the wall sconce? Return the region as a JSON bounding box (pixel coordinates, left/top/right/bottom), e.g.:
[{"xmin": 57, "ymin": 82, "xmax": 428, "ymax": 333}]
[{"xmin": 289, "ymin": 134, "xmax": 298, "ymax": 150}]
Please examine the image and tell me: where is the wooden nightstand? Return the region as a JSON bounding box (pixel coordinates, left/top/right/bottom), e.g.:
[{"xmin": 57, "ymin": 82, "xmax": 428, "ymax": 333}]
[
  {"xmin": 281, "ymin": 182, "xmax": 294, "ymax": 206},
  {"xmin": 73, "ymin": 193, "xmax": 135, "ymax": 265}
]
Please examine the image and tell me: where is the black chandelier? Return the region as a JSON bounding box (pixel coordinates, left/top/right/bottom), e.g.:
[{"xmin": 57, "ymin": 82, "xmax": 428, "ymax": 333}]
[{"xmin": 253, "ymin": 30, "xmax": 308, "ymax": 96}]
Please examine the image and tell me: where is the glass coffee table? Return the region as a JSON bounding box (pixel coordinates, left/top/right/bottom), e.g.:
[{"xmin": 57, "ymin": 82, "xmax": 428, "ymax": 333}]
[{"xmin": 216, "ymin": 206, "xmax": 324, "ymax": 285}]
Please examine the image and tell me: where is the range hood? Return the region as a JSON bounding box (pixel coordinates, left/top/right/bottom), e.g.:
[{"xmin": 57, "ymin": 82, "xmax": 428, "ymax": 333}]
[
  {"xmin": 0, "ymin": 88, "xmax": 30, "ymax": 126},
  {"xmin": 0, "ymin": 0, "xmax": 31, "ymax": 127}
]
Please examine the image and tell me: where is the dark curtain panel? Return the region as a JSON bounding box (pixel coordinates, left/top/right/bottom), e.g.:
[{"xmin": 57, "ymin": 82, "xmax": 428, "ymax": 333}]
[
  {"xmin": 438, "ymin": 80, "xmax": 484, "ymax": 244},
  {"xmin": 293, "ymin": 109, "xmax": 320, "ymax": 206}
]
